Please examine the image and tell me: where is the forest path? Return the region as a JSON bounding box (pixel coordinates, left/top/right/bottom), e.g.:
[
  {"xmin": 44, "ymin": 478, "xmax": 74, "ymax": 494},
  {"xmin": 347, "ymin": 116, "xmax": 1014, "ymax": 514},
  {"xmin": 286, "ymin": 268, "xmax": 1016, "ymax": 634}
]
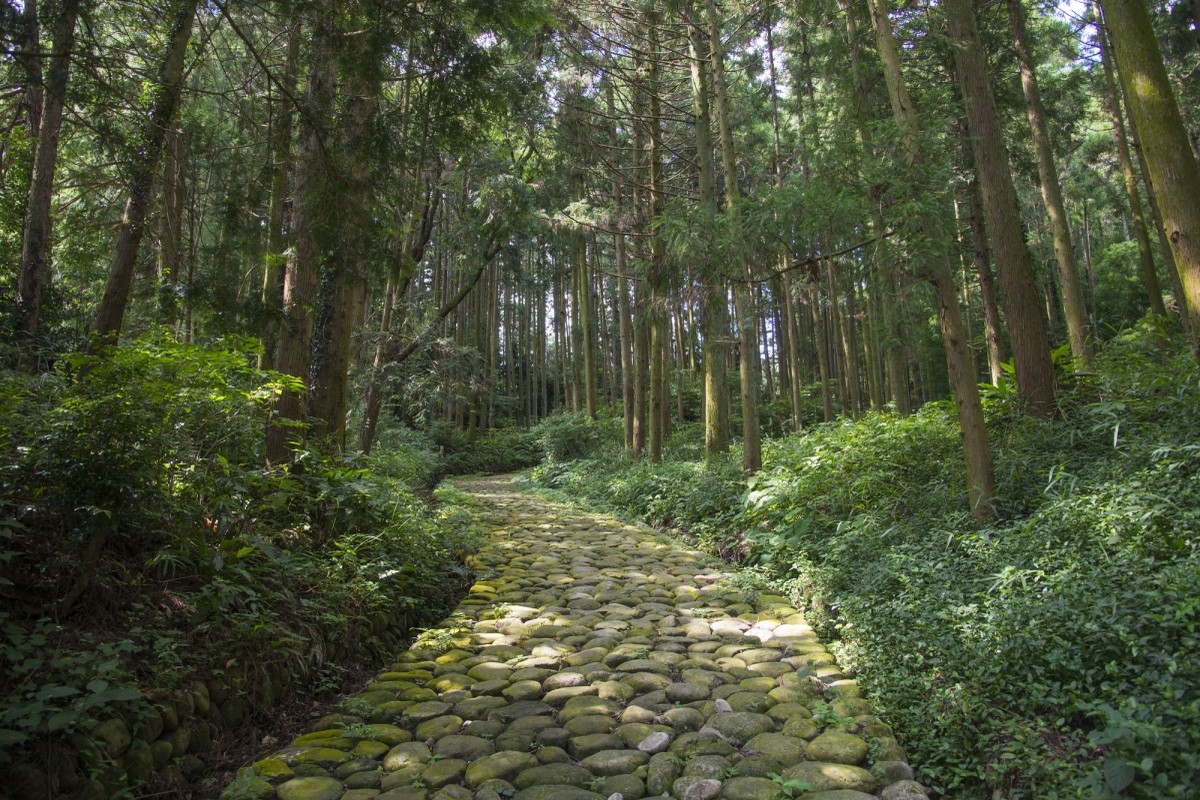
[{"xmin": 227, "ymin": 475, "xmax": 925, "ymax": 800}]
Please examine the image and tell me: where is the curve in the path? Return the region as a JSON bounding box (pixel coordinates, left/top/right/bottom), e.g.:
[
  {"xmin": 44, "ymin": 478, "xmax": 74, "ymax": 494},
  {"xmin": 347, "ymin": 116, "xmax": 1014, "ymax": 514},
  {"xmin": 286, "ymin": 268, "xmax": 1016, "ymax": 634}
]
[{"xmin": 224, "ymin": 476, "xmax": 928, "ymax": 800}]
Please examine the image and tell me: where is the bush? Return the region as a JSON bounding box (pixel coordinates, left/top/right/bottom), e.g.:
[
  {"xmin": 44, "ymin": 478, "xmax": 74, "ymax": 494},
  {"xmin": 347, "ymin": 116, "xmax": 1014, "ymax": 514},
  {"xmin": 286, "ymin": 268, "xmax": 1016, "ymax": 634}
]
[
  {"xmin": 532, "ymin": 411, "xmax": 616, "ymax": 462},
  {"xmin": 0, "ymin": 336, "xmax": 484, "ymax": 771},
  {"xmin": 440, "ymin": 428, "xmax": 542, "ymax": 476}
]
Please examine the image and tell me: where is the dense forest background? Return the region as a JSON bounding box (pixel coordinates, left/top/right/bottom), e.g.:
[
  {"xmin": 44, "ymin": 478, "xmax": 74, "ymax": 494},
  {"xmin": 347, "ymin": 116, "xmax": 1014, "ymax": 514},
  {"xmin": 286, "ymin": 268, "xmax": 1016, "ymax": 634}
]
[{"xmin": 1, "ymin": 0, "xmax": 1199, "ymax": 798}]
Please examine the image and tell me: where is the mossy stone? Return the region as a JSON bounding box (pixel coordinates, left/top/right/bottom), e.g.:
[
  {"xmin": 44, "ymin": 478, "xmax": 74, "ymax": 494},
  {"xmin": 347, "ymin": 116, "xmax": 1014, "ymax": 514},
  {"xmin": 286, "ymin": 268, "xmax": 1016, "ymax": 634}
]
[
  {"xmin": 345, "ymin": 770, "xmax": 383, "ymax": 789},
  {"xmin": 133, "ymin": 709, "xmax": 164, "ymax": 742},
  {"xmin": 414, "ymin": 714, "xmax": 463, "ymax": 740},
  {"xmin": 806, "ymin": 731, "xmax": 868, "ymax": 766},
  {"xmin": 463, "ymin": 750, "xmax": 538, "ymax": 787},
  {"xmin": 151, "ymin": 739, "xmax": 174, "ymax": 769},
  {"xmin": 577, "ymin": 749, "xmax": 650, "ymax": 776},
  {"xmin": 567, "ymin": 732, "xmax": 623, "ymax": 759},
  {"xmin": 92, "ymin": 719, "xmax": 132, "ymax": 756},
  {"xmin": 780, "ymin": 762, "xmax": 877, "ymax": 794},
  {"xmin": 221, "ymin": 778, "xmax": 274, "ymax": 800},
  {"xmin": 421, "ymin": 757, "xmax": 467, "ymax": 788},
  {"xmin": 743, "ymin": 732, "xmax": 806, "ymax": 767},
  {"xmin": 701, "ymin": 712, "xmax": 773, "ymax": 746},
  {"xmin": 511, "ymin": 787, "xmax": 604, "ymax": 800},
  {"xmin": 276, "ymin": 776, "xmax": 345, "ymax": 800},
  {"xmin": 719, "ymin": 776, "xmax": 780, "ymax": 800},
  {"xmin": 122, "ymin": 739, "xmax": 155, "ymax": 783},
  {"xmin": 512, "ymin": 763, "xmax": 594, "ymax": 789}
]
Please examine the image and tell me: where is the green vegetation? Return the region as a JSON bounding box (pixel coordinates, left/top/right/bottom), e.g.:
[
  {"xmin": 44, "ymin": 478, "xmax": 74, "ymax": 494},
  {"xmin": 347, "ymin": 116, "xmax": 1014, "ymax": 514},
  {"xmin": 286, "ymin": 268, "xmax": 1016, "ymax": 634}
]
[
  {"xmin": 0, "ymin": 334, "xmax": 508, "ymax": 780},
  {"xmin": 527, "ymin": 324, "xmax": 1200, "ymax": 800}
]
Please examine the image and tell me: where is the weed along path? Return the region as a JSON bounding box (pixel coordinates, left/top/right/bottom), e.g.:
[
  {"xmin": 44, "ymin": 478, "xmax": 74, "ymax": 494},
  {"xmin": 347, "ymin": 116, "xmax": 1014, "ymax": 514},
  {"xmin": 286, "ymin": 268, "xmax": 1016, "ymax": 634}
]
[{"xmin": 225, "ymin": 476, "xmax": 927, "ymax": 800}]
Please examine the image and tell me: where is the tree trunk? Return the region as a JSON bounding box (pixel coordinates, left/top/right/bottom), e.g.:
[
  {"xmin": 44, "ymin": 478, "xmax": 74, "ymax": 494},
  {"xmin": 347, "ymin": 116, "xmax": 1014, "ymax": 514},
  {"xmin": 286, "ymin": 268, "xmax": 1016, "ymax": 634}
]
[
  {"xmin": 1008, "ymin": 0, "xmax": 1092, "ymax": 365},
  {"xmin": 869, "ymin": 0, "xmax": 995, "ymax": 517},
  {"xmin": 1099, "ymin": 0, "xmax": 1200, "ymax": 350},
  {"xmin": 360, "ymin": 179, "xmax": 440, "ymax": 454},
  {"xmin": 15, "ymin": 0, "xmax": 81, "ymax": 354},
  {"xmin": 17, "ymin": 0, "xmax": 42, "ymax": 140},
  {"xmin": 266, "ymin": 18, "xmax": 336, "ymax": 464},
  {"xmin": 92, "ymin": 0, "xmax": 199, "ymax": 342},
  {"xmin": 707, "ymin": 0, "xmax": 760, "ymax": 473},
  {"xmin": 944, "ymin": 0, "xmax": 1056, "ymax": 416},
  {"xmin": 686, "ymin": 6, "xmax": 731, "ymax": 457},
  {"xmin": 968, "ymin": 177, "xmax": 1007, "ymax": 385},
  {"xmin": 577, "ymin": 236, "xmax": 598, "ymax": 418},
  {"xmin": 259, "ymin": 16, "xmax": 301, "ymax": 371},
  {"xmin": 1094, "ymin": 1, "xmax": 1169, "ymax": 320}
]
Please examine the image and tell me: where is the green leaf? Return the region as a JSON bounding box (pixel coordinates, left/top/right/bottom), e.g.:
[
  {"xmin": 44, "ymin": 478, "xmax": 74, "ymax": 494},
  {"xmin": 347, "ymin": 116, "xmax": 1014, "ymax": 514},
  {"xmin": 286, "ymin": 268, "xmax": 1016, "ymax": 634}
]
[
  {"xmin": 46, "ymin": 710, "xmax": 80, "ymax": 732},
  {"xmin": 36, "ymin": 685, "xmax": 80, "ymax": 700},
  {"xmin": 1103, "ymin": 759, "xmax": 1135, "ymax": 793},
  {"xmin": 80, "ymin": 687, "xmax": 142, "ymax": 711},
  {"xmin": 86, "ymin": 679, "xmax": 109, "ymax": 693},
  {"xmin": 0, "ymin": 728, "xmax": 29, "ymax": 747}
]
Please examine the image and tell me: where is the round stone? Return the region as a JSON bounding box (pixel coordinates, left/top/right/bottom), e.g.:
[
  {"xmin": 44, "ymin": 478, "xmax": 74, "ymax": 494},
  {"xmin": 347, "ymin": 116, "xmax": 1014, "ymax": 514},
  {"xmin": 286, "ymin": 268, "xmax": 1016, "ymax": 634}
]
[
  {"xmin": 568, "ymin": 733, "xmax": 624, "ymax": 759},
  {"xmin": 638, "ymin": 732, "xmax": 671, "ymax": 754},
  {"xmin": 276, "ymin": 777, "xmax": 344, "ymax": 800},
  {"xmin": 433, "ymin": 734, "xmax": 495, "ymax": 762},
  {"xmin": 464, "ymin": 751, "xmax": 539, "ymax": 787},
  {"xmin": 701, "ymin": 713, "xmax": 774, "ymax": 745},
  {"xmin": 781, "ymin": 762, "xmax": 877, "ymax": 794},
  {"xmin": 743, "ymin": 732, "xmax": 806, "ymax": 767},
  {"xmin": 578, "ymin": 750, "xmax": 650, "ymax": 776},
  {"xmin": 512, "ymin": 763, "xmax": 595, "ymax": 789},
  {"xmin": 806, "ymin": 731, "xmax": 869, "ymax": 765},
  {"xmin": 720, "ymin": 776, "xmax": 780, "ymax": 800}
]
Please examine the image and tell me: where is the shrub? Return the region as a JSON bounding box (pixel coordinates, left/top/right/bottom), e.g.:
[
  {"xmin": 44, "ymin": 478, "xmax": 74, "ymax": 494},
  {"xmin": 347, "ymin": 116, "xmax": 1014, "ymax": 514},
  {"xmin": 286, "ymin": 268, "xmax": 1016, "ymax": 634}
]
[{"xmin": 532, "ymin": 411, "xmax": 613, "ymax": 462}]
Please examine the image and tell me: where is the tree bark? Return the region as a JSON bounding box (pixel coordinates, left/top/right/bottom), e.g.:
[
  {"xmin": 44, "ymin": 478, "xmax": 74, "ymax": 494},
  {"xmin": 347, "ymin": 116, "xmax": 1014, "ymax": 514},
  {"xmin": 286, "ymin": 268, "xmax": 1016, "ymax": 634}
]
[
  {"xmin": 1008, "ymin": 0, "xmax": 1092, "ymax": 365},
  {"xmin": 267, "ymin": 17, "xmax": 336, "ymax": 464},
  {"xmin": 14, "ymin": 0, "xmax": 80, "ymax": 355},
  {"xmin": 1099, "ymin": 0, "xmax": 1200, "ymax": 350},
  {"xmin": 944, "ymin": 0, "xmax": 1056, "ymax": 416},
  {"xmin": 686, "ymin": 6, "xmax": 731, "ymax": 457},
  {"xmin": 869, "ymin": 0, "xmax": 995, "ymax": 517},
  {"xmin": 707, "ymin": 0, "xmax": 759, "ymax": 473},
  {"xmin": 92, "ymin": 0, "xmax": 199, "ymax": 343},
  {"xmin": 968, "ymin": 176, "xmax": 1007, "ymax": 385},
  {"xmin": 1095, "ymin": 1, "xmax": 1168, "ymax": 319},
  {"xmin": 18, "ymin": 0, "xmax": 42, "ymax": 140},
  {"xmin": 259, "ymin": 15, "xmax": 301, "ymax": 371}
]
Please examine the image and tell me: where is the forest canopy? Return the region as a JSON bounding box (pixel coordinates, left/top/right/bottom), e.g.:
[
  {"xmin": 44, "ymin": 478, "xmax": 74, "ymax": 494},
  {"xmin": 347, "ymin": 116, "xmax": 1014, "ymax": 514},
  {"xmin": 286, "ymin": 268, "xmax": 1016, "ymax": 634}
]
[{"xmin": 1, "ymin": 0, "xmax": 1199, "ymax": 797}]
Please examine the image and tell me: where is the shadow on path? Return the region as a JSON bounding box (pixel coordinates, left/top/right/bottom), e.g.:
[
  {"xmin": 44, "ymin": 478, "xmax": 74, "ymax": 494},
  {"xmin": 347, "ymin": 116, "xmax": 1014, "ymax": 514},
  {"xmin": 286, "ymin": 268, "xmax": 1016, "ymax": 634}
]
[{"xmin": 222, "ymin": 475, "xmax": 926, "ymax": 800}]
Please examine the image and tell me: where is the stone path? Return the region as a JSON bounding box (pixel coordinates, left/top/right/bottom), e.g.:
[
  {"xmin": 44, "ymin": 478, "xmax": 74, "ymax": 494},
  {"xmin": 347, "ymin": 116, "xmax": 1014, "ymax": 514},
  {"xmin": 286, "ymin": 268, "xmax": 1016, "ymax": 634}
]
[{"xmin": 225, "ymin": 476, "xmax": 928, "ymax": 800}]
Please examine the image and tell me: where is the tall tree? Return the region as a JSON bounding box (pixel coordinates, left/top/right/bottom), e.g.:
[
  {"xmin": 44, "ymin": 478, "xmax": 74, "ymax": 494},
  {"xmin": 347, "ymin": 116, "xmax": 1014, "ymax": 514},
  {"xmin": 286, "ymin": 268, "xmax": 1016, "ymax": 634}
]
[
  {"xmin": 1099, "ymin": 0, "xmax": 1200, "ymax": 354},
  {"xmin": 267, "ymin": 12, "xmax": 337, "ymax": 463},
  {"xmin": 943, "ymin": 0, "xmax": 1057, "ymax": 416},
  {"xmin": 1094, "ymin": 0, "xmax": 1168, "ymax": 319},
  {"xmin": 707, "ymin": 0, "xmax": 761, "ymax": 474},
  {"xmin": 308, "ymin": 11, "xmax": 382, "ymax": 451},
  {"xmin": 259, "ymin": 14, "xmax": 302, "ymax": 371},
  {"xmin": 867, "ymin": 0, "xmax": 996, "ymax": 517},
  {"xmin": 685, "ymin": 3, "xmax": 730, "ymax": 458},
  {"xmin": 14, "ymin": 0, "xmax": 82, "ymax": 354},
  {"xmin": 1008, "ymin": 0, "xmax": 1092, "ymax": 365},
  {"xmin": 91, "ymin": 0, "xmax": 200, "ymax": 342}
]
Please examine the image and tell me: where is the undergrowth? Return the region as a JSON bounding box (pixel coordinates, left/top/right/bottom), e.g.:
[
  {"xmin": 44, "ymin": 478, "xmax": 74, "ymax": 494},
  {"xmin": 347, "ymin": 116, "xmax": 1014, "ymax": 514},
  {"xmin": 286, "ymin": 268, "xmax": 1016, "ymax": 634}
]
[
  {"xmin": 0, "ymin": 334, "xmax": 490, "ymax": 782},
  {"xmin": 526, "ymin": 323, "xmax": 1200, "ymax": 800}
]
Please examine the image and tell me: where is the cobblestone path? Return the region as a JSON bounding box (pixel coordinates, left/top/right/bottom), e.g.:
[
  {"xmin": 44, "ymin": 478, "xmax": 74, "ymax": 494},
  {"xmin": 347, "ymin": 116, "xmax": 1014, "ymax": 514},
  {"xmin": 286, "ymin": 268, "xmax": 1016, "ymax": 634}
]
[{"xmin": 225, "ymin": 476, "xmax": 928, "ymax": 800}]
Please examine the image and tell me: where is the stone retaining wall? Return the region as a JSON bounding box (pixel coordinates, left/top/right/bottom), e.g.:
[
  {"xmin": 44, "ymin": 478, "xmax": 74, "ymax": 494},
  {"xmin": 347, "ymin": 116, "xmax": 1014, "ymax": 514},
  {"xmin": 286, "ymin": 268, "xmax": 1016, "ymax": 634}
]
[{"xmin": 7, "ymin": 606, "xmax": 437, "ymax": 800}]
